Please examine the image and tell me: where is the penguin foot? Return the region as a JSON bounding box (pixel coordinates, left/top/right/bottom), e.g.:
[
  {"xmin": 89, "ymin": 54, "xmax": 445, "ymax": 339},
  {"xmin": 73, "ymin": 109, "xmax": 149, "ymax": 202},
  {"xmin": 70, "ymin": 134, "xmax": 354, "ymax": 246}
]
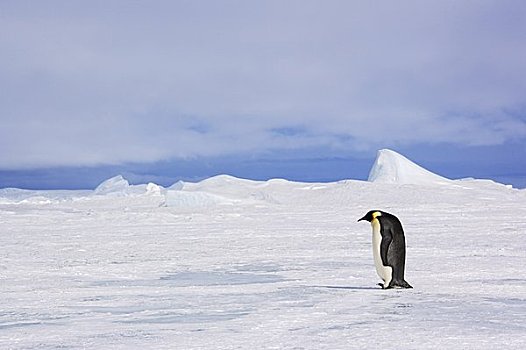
[{"xmin": 379, "ymin": 280, "xmax": 413, "ymax": 289}]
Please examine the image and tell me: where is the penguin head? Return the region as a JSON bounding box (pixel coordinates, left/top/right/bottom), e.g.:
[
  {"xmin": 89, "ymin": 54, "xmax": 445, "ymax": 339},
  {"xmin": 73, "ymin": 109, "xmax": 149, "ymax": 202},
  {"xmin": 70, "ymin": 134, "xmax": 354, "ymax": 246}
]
[{"xmin": 358, "ymin": 210, "xmax": 382, "ymax": 222}]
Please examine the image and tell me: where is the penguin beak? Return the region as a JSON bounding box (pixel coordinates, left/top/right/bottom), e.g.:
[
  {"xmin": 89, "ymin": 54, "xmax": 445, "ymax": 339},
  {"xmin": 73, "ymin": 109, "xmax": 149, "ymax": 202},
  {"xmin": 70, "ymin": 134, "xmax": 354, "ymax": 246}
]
[{"xmin": 358, "ymin": 215, "xmax": 367, "ymax": 222}]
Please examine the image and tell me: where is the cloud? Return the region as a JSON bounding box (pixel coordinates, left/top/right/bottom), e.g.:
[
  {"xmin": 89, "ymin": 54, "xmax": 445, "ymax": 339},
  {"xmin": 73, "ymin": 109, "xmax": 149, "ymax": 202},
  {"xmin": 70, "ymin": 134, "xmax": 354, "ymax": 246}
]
[{"xmin": 1, "ymin": 0, "xmax": 526, "ymax": 169}]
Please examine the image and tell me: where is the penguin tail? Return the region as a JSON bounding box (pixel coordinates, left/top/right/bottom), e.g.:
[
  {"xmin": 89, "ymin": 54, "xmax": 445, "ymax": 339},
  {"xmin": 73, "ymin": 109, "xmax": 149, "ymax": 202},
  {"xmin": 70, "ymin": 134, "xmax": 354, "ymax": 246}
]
[
  {"xmin": 397, "ymin": 280, "xmax": 413, "ymax": 289},
  {"xmin": 389, "ymin": 279, "xmax": 413, "ymax": 289}
]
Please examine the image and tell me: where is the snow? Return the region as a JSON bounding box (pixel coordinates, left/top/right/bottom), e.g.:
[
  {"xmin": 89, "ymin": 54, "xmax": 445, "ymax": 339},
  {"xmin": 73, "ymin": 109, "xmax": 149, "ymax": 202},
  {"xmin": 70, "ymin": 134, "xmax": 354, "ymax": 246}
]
[
  {"xmin": 94, "ymin": 175, "xmax": 130, "ymax": 195},
  {"xmin": 368, "ymin": 149, "xmax": 516, "ymax": 189},
  {"xmin": 1, "ymin": 150, "xmax": 525, "ymax": 349},
  {"xmin": 368, "ymin": 149, "xmax": 452, "ymax": 185}
]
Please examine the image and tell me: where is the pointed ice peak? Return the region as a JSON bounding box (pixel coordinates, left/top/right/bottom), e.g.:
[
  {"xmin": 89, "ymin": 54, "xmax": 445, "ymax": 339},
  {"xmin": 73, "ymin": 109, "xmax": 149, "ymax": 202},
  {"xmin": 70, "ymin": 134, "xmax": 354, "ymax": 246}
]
[
  {"xmin": 368, "ymin": 149, "xmax": 451, "ymax": 185},
  {"xmin": 94, "ymin": 175, "xmax": 130, "ymax": 194}
]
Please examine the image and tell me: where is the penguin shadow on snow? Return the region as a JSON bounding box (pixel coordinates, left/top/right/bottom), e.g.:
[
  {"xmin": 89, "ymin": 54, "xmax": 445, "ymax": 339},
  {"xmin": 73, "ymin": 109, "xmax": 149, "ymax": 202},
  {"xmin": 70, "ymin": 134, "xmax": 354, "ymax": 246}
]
[{"xmin": 311, "ymin": 285, "xmax": 381, "ymax": 291}]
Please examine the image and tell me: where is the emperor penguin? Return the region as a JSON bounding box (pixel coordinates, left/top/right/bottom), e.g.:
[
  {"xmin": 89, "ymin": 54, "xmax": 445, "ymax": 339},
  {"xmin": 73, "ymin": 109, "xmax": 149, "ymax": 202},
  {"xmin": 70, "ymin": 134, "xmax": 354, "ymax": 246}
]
[{"xmin": 358, "ymin": 210, "xmax": 412, "ymax": 289}]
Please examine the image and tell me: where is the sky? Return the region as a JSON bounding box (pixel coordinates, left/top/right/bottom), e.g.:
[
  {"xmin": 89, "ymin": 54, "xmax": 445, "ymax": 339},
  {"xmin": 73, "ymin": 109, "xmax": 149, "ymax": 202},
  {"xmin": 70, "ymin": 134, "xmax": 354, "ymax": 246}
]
[{"xmin": 1, "ymin": 0, "xmax": 525, "ymax": 189}]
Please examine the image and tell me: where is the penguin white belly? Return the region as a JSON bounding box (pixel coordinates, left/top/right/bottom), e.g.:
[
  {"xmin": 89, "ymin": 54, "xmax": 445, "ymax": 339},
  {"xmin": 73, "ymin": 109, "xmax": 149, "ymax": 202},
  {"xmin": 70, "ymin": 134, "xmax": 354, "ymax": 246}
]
[{"xmin": 371, "ymin": 218, "xmax": 392, "ymax": 287}]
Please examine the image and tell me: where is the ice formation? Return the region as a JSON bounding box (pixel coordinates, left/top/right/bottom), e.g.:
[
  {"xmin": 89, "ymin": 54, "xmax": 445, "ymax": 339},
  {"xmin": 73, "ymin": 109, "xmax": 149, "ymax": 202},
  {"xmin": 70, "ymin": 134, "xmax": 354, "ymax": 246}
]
[
  {"xmin": 368, "ymin": 149, "xmax": 452, "ymax": 185},
  {"xmin": 93, "ymin": 175, "xmax": 130, "ymax": 195}
]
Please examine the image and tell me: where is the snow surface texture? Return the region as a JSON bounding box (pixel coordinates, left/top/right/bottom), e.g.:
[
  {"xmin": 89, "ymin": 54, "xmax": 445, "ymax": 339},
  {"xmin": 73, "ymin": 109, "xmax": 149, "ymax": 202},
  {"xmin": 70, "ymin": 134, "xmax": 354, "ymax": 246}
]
[{"xmin": 1, "ymin": 150, "xmax": 525, "ymax": 349}]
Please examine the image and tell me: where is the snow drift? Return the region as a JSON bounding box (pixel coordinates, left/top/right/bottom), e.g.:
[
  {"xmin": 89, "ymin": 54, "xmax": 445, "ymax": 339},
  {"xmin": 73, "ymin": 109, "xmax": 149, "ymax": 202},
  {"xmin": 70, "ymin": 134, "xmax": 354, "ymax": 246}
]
[{"xmin": 0, "ymin": 149, "xmax": 518, "ymax": 206}]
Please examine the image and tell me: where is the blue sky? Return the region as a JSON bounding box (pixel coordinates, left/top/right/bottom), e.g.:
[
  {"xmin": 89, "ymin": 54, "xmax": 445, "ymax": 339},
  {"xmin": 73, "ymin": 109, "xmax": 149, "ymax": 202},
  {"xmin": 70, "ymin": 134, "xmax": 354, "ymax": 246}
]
[{"xmin": 1, "ymin": 1, "xmax": 525, "ymax": 189}]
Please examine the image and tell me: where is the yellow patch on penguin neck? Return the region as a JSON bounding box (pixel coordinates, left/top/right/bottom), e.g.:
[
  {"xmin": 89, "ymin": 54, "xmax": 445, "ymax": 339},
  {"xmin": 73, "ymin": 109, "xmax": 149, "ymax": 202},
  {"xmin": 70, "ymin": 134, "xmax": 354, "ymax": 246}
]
[
  {"xmin": 371, "ymin": 211, "xmax": 382, "ymax": 228},
  {"xmin": 372, "ymin": 211, "xmax": 382, "ymax": 219}
]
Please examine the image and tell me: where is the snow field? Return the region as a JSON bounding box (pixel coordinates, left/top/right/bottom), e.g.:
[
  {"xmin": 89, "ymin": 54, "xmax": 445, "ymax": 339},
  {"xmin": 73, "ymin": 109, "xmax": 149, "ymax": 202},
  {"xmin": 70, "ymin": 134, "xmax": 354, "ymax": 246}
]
[{"xmin": 0, "ymin": 150, "xmax": 525, "ymax": 349}]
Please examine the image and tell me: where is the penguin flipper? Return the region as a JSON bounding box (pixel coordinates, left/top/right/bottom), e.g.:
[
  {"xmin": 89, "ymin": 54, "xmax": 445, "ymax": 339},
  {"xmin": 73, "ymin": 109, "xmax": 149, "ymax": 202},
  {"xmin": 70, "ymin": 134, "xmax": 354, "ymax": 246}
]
[{"xmin": 379, "ymin": 224, "xmax": 393, "ymax": 267}]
